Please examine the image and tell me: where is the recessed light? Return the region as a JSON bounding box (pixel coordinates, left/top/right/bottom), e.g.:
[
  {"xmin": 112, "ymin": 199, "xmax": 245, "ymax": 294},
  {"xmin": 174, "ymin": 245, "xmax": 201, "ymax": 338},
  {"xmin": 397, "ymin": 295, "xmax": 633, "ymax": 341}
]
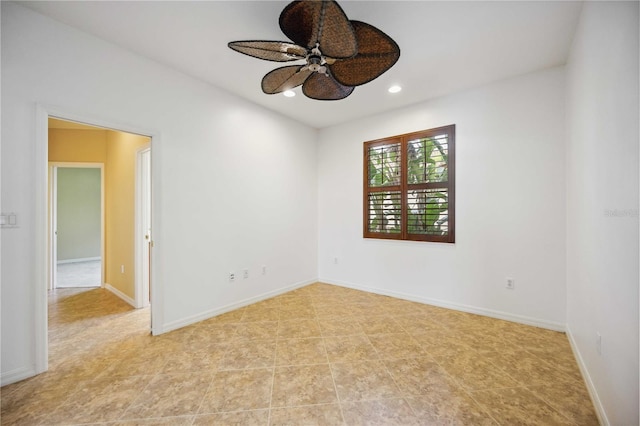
[
  {"xmin": 388, "ymin": 85, "xmax": 402, "ymax": 93},
  {"xmin": 283, "ymin": 90, "xmax": 296, "ymax": 97}
]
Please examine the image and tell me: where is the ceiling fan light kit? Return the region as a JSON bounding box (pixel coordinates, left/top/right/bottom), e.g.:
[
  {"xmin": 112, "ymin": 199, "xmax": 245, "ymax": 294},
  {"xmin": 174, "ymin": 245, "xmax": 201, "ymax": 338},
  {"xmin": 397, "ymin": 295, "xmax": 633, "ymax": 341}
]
[{"xmin": 228, "ymin": 0, "xmax": 400, "ymax": 101}]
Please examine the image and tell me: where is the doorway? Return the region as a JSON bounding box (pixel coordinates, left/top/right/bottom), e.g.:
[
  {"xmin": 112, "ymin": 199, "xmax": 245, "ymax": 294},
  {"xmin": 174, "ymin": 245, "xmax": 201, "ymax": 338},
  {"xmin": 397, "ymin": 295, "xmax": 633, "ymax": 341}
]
[
  {"xmin": 50, "ymin": 164, "xmax": 104, "ymax": 289},
  {"xmin": 34, "ymin": 107, "xmax": 159, "ymax": 376},
  {"xmin": 47, "ymin": 116, "xmax": 153, "ymax": 307}
]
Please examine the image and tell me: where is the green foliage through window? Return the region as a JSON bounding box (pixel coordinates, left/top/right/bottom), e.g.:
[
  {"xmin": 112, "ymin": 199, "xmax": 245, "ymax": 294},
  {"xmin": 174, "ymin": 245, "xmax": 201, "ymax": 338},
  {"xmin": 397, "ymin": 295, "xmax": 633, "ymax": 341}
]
[{"xmin": 363, "ymin": 125, "xmax": 455, "ymax": 243}]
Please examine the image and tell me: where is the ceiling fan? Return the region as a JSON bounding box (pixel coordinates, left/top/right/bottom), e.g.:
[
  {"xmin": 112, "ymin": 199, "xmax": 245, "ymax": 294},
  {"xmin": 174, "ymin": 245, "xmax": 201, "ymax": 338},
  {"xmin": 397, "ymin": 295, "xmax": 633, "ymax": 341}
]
[{"xmin": 228, "ymin": 0, "xmax": 400, "ymax": 101}]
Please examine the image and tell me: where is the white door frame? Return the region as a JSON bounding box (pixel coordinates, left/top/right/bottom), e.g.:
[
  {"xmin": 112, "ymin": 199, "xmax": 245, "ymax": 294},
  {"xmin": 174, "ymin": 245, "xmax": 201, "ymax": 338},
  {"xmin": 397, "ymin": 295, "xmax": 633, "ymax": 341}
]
[
  {"xmin": 135, "ymin": 144, "xmax": 151, "ymax": 309},
  {"xmin": 49, "ymin": 163, "xmax": 105, "ymax": 290},
  {"xmin": 35, "ymin": 104, "xmax": 163, "ymax": 377}
]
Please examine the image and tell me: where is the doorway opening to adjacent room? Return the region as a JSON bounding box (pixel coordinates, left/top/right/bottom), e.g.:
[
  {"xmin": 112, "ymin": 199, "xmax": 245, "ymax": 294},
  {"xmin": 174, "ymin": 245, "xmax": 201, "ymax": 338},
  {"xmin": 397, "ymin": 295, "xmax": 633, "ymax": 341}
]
[
  {"xmin": 38, "ymin": 111, "xmax": 156, "ymax": 376},
  {"xmin": 49, "ymin": 163, "xmax": 104, "ymax": 289}
]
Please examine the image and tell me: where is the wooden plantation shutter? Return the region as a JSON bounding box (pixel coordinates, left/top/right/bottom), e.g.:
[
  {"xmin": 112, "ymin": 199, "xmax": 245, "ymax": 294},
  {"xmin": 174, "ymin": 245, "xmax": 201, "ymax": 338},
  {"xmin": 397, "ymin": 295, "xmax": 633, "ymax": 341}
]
[{"xmin": 363, "ymin": 124, "xmax": 455, "ymax": 243}]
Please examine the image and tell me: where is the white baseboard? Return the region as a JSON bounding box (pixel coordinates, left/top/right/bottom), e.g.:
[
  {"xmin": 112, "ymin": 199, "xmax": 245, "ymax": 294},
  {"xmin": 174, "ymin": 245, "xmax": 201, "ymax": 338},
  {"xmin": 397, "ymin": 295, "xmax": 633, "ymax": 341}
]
[
  {"xmin": 57, "ymin": 256, "xmax": 101, "ymax": 265},
  {"xmin": 1, "ymin": 366, "xmax": 36, "ymax": 387},
  {"xmin": 566, "ymin": 324, "xmax": 609, "ymax": 426},
  {"xmin": 320, "ymin": 278, "xmax": 566, "ymax": 332},
  {"xmin": 105, "ymin": 283, "xmax": 136, "ymax": 308},
  {"xmin": 161, "ymin": 278, "xmax": 317, "ymax": 334}
]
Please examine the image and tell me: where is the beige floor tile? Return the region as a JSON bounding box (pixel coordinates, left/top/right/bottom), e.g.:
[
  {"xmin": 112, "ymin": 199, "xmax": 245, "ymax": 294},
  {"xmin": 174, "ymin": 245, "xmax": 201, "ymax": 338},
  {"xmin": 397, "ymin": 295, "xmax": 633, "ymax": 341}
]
[
  {"xmin": 199, "ymin": 368, "xmax": 273, "ymax": 414},
  {"xmin": 1, "ymin": 369, "xmax": 82, "ymax": 409},
  {"xmin": 1, "ymin": 399, "xmax": 65, "ymax": 426},
  {"xmin": 412, "ymin": 330, "xmax": 471, "ymax": 358},
  {"xmin": 122, "ymin": 372, "xmax": 213, "ymax": 419},
  {"xmin": 111, "ymin": 415, "xmax": 195, "ymax": 425},
  {"xmin": 451, "ymin": 329, "xmax": 514, "ymax": 354},
  {"xmin": 348, "ymin": 302, "xmax": 387, "ymax": 317},
  {"xmin": 48, "ymin": 375, "xmax": 153, "ymax": 424},
  {"xmin": 234, "ymin": 321, "xmax": 279, "ymax": 341},
  {"xmin": 526, "ymin": 347, "xmax": 585, "ymax": 383},
  {"xmin": 356, "ymin": 315, "xmax": 406, "ymax": 335},
  {"xmin": 189, "ymin": 322, "xmax": 238, "ymax": 342},
  {"xmin": 435, "ymin": 352, "xmax": 520, "ymax": 391},
  {"xmin": 406, "ymin": 388, "xmax": 497, "ymax": 425},
  {"xmin": 161, "ymin": 344, "xmax": 228, "ymax": 373},
  {"xmin": 324, "ymin": 335, "xmax": 380, "ymax": 362},
  {"xmin": 219, "ymin": 339, "xmax": 276, "ymax": 370},
  {"xmin": 367, "ymin": 333, "xmax": 426, "ymax": 359},
  {"xmin": 44, "ymin": 351, "xmax": 125, "ymax": 382},
  {"xmin": 110, "ymin": 349, "xmax": 170, "ymax": 377},
  {"xmin": 277, "ymin": 295, "xmax": 314, "ymax": 307},
  {"xmin": 272, "ymin": 364, "xmax": 338, "ymax": 407},
  {"xmin": 193, "ymin": 409, "xmax": 269, "ymax": 425},
  {"xmin": 471, "ymin": 387, "xmax": 575, "ymax": 425},
  {"xmin": 318, "ymin": 317, "xmax": 365, "ymax": 336},
  {"xmin": 314, "ymin": 303, "xmax": 356, "ymax": 319},
  {"xmin": 280, "ymin": 293, "xmax": 313, "ymax": 310},
  {"xmin": 331, "ymin": 361, "xmax": 402, "ymax": 402},
  {"xmin": 340, "ymin": 398, "xmax": 419, "ymax": 425},
  {"xmin": 381, "ymin": 299, "xmax": 430, "ymax": 315},
  {"xmin": 275, "ymin": 337, "xmax": 328, "ymax": 366},
  {"xmin": 393, "ymin": 314, "xmax": 443, "ymax": 334},
  {"xmin": 279, "ymin": 306, "xmax": 317, "ymax": 320},
  {"xmin": 270, "ymin": 404, "xmax": 344, "ymax": 425},
  {"xmin": 278, "ymin": 318, "xmax": 322, "ymax": 338},
  {"xmin": 242, "ymin": 307, "xmax": 281, "ymax": 322},
  {"xmin": 528, "ymin": 381, "xmax": 600, "ymax": 425},
  {"xmin": 384, "ymin": 357, "xmax": 452, "ymax": 396},
  {"xmin": 339, "ymin": 292, "xmax": 376, "ymax": 304},
  {"xmin": 509, "ymin": 331, "xmax": 573, "ymax": 356},
  {"xmin": 487, "ymin": 350, "xmax": 577, "ymax": 387}
]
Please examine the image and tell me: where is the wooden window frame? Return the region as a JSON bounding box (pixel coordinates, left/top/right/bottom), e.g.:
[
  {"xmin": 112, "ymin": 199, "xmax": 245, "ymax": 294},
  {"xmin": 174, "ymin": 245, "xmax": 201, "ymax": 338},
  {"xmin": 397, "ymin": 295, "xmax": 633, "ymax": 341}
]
[{"xmin": 363, "ymin": 124, "xmax": 455, "ymax": 243}]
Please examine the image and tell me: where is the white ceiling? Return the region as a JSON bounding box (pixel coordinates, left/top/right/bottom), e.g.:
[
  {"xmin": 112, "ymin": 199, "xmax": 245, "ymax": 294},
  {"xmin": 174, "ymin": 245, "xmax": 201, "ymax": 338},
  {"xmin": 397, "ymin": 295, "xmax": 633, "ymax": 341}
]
[{"xmin": 19, "ymin": 1, "xmax": 583, "ymax": 129}]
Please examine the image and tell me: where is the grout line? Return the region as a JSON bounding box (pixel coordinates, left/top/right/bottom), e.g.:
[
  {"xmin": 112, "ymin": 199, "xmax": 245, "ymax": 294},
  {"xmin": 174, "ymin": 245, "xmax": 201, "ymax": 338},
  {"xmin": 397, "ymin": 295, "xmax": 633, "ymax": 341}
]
[
  {"xmin": 324, "ymin": 336, "xmax": 347, "ymax": 425},
  {"xmin": 266, "ymin": 314, "xmax": 281, "ymax": 426}
]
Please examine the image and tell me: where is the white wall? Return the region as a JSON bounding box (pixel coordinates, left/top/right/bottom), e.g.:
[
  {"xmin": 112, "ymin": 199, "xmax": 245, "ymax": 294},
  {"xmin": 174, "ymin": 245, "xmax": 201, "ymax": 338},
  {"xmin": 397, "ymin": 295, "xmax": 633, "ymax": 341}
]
[
  {"xmin": 565, "ymin": 2, "xmax": 639, "ymax": 425},
  {"xmin": 318, "ymin": 67, "xmax": 567, "ymax": 329},
  {"xmin": 1, "ymin": 3, "xmax": 318, "ymax": 384}
]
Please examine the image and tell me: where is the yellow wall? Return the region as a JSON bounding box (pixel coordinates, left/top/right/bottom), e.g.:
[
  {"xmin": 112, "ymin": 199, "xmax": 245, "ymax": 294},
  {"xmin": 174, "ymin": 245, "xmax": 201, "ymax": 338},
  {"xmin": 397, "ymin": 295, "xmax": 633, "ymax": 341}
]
[
  {"xmin": 49, "ymin": 124, "xmax": 150, "ymax": 301},
  {"xmin": 105, "ymin": 131, "xmax": 150, "ymax": 298},
  {"xmin": 49, "ymin": 129, "xmax": 107, "ymax": 162}
]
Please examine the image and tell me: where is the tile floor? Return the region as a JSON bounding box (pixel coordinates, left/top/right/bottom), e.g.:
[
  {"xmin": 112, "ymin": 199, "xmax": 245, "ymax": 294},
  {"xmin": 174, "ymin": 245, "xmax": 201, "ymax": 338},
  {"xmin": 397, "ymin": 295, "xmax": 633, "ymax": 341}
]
[
  {"xmin": 56, "ymin": 260, "xmax": 101, "ymax": 288},
  {"xmin": 1, "ymin": 283, "xmax": 599, "ymax": 425}
]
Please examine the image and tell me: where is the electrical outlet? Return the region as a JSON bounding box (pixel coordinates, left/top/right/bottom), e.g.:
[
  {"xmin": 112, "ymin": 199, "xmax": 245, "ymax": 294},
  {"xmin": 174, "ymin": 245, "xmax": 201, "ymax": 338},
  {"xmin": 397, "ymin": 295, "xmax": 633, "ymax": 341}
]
[
  {"xmin": 243, "ymin": 269, "xmax": 249, "ymax": 279},
  {"xmin": 506, "ymin": 277, "xmax": 515, "ymax": 289},
  {"xmin": 596, "ymin": 332, "xmax": 602, "ymax": 355},
  {"xmin": 121, "ymin": 265, "xmax": 125, "ymax": 274},
  {"xmin": 229, "ymin": 272, "xmax": 235, "ymax": 282},
  {"xmin": 262, "ymin": 265, "xmax": 267, "ymax": 275}
]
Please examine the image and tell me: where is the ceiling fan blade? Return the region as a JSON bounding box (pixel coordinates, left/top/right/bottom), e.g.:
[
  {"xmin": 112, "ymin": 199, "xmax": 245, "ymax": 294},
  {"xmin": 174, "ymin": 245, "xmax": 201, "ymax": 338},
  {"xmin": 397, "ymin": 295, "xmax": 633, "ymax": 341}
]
[
  {"xmin": 302, "ymin": 71, "xmax": 354, "ymax": 100},
  {"xmin": 262, "ymin": 65, "xmax": 313, "ymax": 94},
  {"xmin": 329, "ymin": 21, "xmax": 400, "ymax": 86},
  {"xmin": 228, "ymin": 40, "xmax": 307, "ymax": 62},
  {"xmin": 279, "ymin": 0, "xmax": 356, "ymax": 59}
]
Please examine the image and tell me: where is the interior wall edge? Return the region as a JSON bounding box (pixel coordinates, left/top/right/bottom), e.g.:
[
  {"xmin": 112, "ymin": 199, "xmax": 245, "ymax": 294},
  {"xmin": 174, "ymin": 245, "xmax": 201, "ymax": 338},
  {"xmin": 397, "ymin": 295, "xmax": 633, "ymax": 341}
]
[
  {"xmin": 566, "ymin": 324, "xmax": 610, "ymax": 426},
  {"xmin": 104, "ymin": 283, "xmax": 136, "ymax": 308},
  {"xmin": 0, "ymin": 367, "xmax": 35, "ymax": 387},
  {"xmin": 319, "ymin": 277, "xmax": 566, "ymax": 332}
]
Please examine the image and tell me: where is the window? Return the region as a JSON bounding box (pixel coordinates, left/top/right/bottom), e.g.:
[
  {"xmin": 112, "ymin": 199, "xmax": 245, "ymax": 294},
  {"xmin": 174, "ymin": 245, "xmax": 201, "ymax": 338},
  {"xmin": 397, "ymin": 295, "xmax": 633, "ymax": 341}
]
[{"xmin": 363, "ymin": 125, "xmax": 455, "ymax": 243}]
